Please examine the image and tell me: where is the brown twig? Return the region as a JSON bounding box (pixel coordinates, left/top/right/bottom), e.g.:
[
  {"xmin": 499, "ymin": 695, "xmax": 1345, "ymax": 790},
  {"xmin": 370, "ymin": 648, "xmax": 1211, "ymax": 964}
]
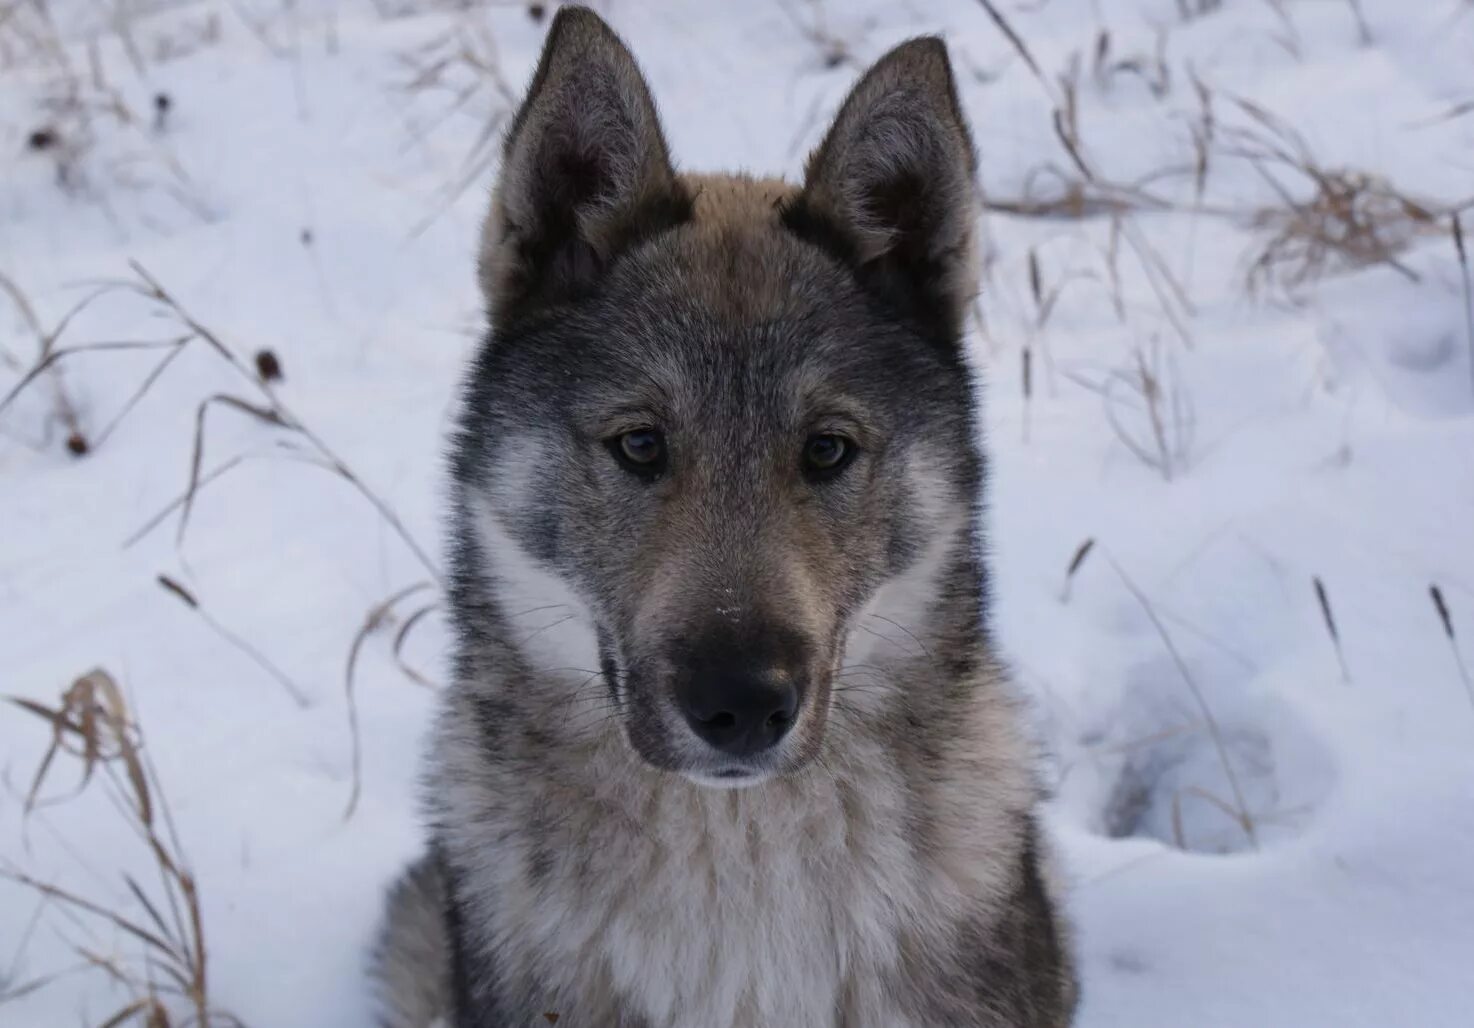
[
  {"xmin": 1344, "ymin": 0, "xmax": 1372, "ymax": 45},
  {"xmin": 972, "ymin": 0, "xmax": 1044, "ymax": 83},
  {"xmin": 1454, "ymin": 214, "xmax": 1473, "ymax": 398},
  {"xmin": 1021, "ymin": 346, "xmax": 1033, "ymax": 444},
  {"xmin": 1098, "ymin": 339, "xmax": 1195, "ymax": 481},
  {"xmin": 156, "ymin": 574, "xmax": 311, "ymax": 708},
  {"xmin": 394, "ymin": 19, "xmax": 519, "ymax": 239},
  {"xmin": 343, "ymin": 581, "xmax": 438, "ymax": 820},
  {"xmin": 1312, "ymin": 576, "xmax": 1350, "ymax": 682},
  {"xmin": 0, "ymin": 271, "xmax": 98, "ymax": 448},
  {"xmin": 392, "ymin": 601, "xmax": 442, "ymax": 690},
  {"xmin": 1060, "ymin": 538, "xmax": 1096, "ymax": 603},
  {"xmin": 126, "ymin": 262, "xmax": 442, "ymax": 583},
  {"xmin": 1430, "ymin": 585, "xmax": 1473, "ymax": 713}
]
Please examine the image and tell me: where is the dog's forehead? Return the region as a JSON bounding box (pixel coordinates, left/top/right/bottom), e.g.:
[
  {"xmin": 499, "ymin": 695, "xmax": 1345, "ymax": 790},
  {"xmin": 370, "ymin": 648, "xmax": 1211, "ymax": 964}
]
[
  {"xmin": 653, "ymin": 172, "xmax": 836, "ymax": 324},
  {"xmin": 555, "ymin": 173, "xmax": 903, "ymax": 419},
  {"xmin": 684, "ymin": 173, "xmax": 796, "ymax": 228}
]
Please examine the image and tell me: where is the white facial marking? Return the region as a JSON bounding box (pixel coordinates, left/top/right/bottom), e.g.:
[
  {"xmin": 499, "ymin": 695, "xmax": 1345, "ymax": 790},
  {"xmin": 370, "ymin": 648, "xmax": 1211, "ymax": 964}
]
[
  {"xmin": 840, "ymin": 456, "xmax": 963, "ymax": 701},
  {"xmin": 474, "ymin": 437, "xmax": 602, "ymax": 679}
]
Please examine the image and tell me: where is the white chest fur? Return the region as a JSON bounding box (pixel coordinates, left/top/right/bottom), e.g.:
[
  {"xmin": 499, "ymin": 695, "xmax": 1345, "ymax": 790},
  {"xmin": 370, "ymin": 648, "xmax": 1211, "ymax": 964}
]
[{"xmin": 471, "ymin": 739, "xmax": 942, "ymax": 1028}]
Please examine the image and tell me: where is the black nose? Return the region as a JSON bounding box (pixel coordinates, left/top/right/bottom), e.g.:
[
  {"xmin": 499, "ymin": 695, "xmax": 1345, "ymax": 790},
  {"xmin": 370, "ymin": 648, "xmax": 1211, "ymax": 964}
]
[{"xmin": 678, "ymin": 671, "xmax": 803, "ymax": 757}]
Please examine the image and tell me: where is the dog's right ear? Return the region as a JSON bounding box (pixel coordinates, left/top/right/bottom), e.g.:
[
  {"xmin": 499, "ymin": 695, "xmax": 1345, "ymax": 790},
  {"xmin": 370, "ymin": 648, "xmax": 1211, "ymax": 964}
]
[
  {"xmin": 783, "ymin": 38, "xmax": 977, "ymax": 343},
  {"xmin": 480, "ymin": 7, "xmax": 690, "ymax": 324}
]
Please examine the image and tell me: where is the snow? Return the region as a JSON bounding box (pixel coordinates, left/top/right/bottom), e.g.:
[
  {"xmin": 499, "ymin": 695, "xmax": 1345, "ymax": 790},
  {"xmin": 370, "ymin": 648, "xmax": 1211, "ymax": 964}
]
[{"xmin": 3, "ymin": 0, "xmax": 1473, "ymax": 1024}]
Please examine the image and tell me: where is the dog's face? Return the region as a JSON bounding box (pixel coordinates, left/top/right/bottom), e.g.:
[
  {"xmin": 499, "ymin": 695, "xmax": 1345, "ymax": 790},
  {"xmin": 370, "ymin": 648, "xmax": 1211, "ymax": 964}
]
[{"xmin": 455, "ymin": 9, "xmax": 982, "ymax": 786}]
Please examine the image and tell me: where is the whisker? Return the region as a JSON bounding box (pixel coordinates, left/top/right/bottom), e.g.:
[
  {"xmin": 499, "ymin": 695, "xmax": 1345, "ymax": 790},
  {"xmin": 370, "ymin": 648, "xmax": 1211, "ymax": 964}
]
[
  {"xmin": 865, "ymin": 614, "xmax": 933, "ymax": 656},
  {"xmin": 831, "ymin": 683, "xmax": 890, "ymax": 699},
  {"xmin": 518, "ymin": 614, "xmax": 577, "ymax": 645},
  {"xmin": 852, "ymin": 623, "xmax": 898, "ymax": 644},
  {"xmin": 503, "ymin": 603, "xmax": 574, "ymax": 620}
]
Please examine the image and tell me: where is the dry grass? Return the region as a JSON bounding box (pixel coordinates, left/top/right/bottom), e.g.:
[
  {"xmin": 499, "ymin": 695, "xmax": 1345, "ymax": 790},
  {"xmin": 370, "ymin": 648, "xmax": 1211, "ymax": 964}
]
[
  {"xmin": 0, "ymin": 0, "xmax": 67, "ymax": 69},
  {"xmin": 1223, "ymin": 96, "xmax": 1453, "ymax": 295},
  {"xmin": 968, "ymin": 2, "xmax": 1471, "ymax": 334},
  {"xmin": 1116, "ymin": 341, "xmax": 1193, "ymax": 481},
  {"xmin": 981, "ymin": 162, "xmax": 1178, "ymax": 221},
  {"xmin": 393, "ymin": 13, "xmax": 518, "ymax": 237},
  {"xmin": 1173, "ymin": 0, "xmax": 1224, "ymax": 21},
  {"xmin": 1089, "ymin": 24, "xmax": 1170, "ymax": 98},
  {"xmin": 1312, "ymin": 575, "xmax": 1350, "ymax": 682},
  {"xmin": 2, "ymin": 256, "xmax": 453, "ymax": 832},
  {"xmin": 0, "ymin": 269, "xmax": 89, "ymax": 452},
  {"xmin": 973, "ymin": 0, "xmax": 1197, "ymax": 347},
  {"xmin": 147, "ymin": 263, "xmax": 442, "ymax": 580},
  {"xmin": 2, "ymin": 669, "xmax": 242, "ymax": 1026},
  {"xmin": 1344, "ymin": 0, "xmax": 1372, "ymax": 46},
  {"xmin": 1059, "ymin": 537, "xmax": 1096, "ymax": 603},
  {"xmin": 0, "ymin": 263, "xmax": 441, "ymax": 579},
  {"xmin": 24, "ymin": 48, "xmax": 211, "ymax": 221},
  {"xmin": 1064, "ymin": 338, "xmax": 1195, "ymax": 482},
  {"xmin": 157, "ymin": 574, "xmax": 311, "ymax": 708},
  {"xmin": 1455, "ymin": 214, "xmax": 1473, "ymax": 398},
  {"xmin": 343, "ymin": 580, "xmax": 440, "ymax": 820},
  {"xmin": 1429, "ymin": 585, "xmax": 1473, "ymax": 713},
  {"xmin": 778, "ymin": 0, "xmax": 856, "ymax": 70},
  {"xmin": 1, "ymin": 0, "xmax": 224, "ymax": 69},
  {"xmin": 0, "ymin": 12, "xmax": 184, "ymax": 434}
]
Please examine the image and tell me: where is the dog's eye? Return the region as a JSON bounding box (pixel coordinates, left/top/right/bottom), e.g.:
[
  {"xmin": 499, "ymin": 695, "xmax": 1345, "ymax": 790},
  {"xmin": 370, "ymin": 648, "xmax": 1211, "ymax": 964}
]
[
  {"xmin": 803, "ymin": 433, "xmax": 854, "ymax": 477},
  {"xmin": 609, "ymin": 428, "xmax": 666, "ymax": 476}
]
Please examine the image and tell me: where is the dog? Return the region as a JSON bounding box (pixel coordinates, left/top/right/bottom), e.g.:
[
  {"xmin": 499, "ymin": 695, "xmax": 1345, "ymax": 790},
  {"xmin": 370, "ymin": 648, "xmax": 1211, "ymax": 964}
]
[{"xmin": 371, "ymin": 7, "xmax": 1077, "ymax": 1026}]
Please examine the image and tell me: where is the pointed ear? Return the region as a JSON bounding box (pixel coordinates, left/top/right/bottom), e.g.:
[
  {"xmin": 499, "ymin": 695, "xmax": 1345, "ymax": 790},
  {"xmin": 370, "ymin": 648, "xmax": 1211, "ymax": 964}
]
[
  {"xmin": 480, "ymin": 8, "xmax": 691, "ymax": 323},
  {"xmin": 783, "ymin": 38, "xmax": 978, "ymax": 341}
]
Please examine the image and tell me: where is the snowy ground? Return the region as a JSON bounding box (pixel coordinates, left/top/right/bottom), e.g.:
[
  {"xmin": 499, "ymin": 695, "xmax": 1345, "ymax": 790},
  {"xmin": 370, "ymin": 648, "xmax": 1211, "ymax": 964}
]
[{"xmin": 2, "ymin": 0, "xmax": 1473, "ymax": 1024}]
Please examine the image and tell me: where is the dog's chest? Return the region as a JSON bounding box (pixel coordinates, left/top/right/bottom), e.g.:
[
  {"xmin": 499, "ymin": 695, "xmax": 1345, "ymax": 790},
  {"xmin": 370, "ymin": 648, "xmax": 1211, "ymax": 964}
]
[{"xmin": 518, "ymin": 769, "xmax": 927, "ymax": 1028}]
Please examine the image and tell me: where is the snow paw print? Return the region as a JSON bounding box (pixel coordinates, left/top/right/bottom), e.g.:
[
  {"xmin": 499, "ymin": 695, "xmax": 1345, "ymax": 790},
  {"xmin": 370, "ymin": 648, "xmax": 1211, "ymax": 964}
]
[{"xmin": 1071, "ymin": 663, "xmax": 1336, "ymax": 855}]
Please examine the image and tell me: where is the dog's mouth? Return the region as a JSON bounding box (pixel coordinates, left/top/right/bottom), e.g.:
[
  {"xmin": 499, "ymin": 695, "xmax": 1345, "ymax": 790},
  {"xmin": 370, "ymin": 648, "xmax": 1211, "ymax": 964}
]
[{"xmin": 681, "ymin": 764, "xmax": 772, "ymax": 789}]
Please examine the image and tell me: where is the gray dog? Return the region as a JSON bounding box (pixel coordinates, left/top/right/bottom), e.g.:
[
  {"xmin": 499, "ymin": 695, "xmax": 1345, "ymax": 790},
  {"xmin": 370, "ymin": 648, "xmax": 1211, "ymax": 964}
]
[{"xmin": 371, "ymin": 8, "xmax": 1077, "ymax": 1026}]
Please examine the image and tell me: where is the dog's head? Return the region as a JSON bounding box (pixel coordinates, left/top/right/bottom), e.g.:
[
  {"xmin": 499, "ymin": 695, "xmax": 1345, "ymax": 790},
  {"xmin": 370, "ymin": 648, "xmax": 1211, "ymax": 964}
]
[{"xmin": 454, "ymin": 8, "xmax": 983, "ymax": 787}]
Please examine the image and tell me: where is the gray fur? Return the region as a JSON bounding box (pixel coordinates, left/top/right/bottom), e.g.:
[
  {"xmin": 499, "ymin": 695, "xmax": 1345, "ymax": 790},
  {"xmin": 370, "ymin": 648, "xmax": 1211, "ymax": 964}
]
[
  {"xmin": 371, "ymin": 855, "xmax": 452, "ymax": 1028},
  {"xmin": 372, "ymin": 7, "xmax": 1077, "ymax": 1026}
]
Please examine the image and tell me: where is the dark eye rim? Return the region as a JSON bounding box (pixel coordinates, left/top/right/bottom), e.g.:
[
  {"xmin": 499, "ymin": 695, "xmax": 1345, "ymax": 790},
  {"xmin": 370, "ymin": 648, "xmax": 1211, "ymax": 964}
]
[
  {"xmin": 607, "ymin": 427, "xmax": 667, "ymax": 478},
  {"xmin": 803, "ymin": 432, "xmax": 857, "ymax": 480}
]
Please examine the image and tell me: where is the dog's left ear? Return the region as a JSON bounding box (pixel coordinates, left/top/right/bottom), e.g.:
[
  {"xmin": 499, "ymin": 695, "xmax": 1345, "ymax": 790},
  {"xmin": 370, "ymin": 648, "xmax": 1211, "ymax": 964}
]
[{"xmin": 785, "ymin": 38, "xmax": 978, "ymax": 341}]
